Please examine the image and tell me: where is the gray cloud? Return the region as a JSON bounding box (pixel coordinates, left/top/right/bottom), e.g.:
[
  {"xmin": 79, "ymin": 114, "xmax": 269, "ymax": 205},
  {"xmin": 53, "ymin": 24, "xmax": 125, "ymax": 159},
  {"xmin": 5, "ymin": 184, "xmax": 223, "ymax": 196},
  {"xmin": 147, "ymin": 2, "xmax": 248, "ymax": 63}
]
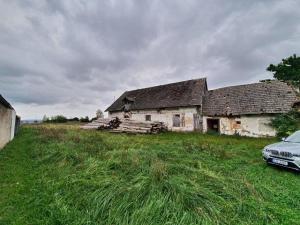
[{"xmin": 0, "ymin": 0, "xmax": 300, "ymax": 119}]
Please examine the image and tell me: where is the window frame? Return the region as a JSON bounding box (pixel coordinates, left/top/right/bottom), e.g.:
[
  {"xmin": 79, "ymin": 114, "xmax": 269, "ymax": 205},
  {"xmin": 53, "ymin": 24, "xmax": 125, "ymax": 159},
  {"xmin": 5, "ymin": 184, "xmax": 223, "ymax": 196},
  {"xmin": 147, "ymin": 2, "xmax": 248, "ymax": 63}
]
[
  {"xmin": 173, "ymin": 114, "xmax": 181, "ymax": 127},
  {"xmin": 145, "ymin": 115, "xmax": 151, "ymax": 121}
]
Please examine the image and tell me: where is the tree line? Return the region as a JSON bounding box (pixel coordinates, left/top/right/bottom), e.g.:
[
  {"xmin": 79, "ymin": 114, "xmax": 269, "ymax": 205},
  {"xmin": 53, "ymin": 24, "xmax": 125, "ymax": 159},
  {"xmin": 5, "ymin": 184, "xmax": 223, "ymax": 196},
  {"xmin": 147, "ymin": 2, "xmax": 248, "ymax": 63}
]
[{"xmin": 42, "ymin": 109, "xmax": 104, "ymax": 123}]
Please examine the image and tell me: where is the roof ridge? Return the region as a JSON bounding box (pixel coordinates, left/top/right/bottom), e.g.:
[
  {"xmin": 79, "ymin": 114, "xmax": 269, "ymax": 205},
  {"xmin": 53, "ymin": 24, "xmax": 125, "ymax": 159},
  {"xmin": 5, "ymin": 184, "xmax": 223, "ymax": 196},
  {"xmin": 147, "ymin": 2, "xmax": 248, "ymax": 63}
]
[{"xmin": 207, "ymin": 80, "xmax": 284, "ymax": 92}]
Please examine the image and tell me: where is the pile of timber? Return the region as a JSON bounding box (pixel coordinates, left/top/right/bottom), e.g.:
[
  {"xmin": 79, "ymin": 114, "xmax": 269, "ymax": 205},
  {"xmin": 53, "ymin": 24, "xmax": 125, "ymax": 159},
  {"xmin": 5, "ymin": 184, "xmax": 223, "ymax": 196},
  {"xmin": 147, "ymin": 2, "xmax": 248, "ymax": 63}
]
[
  {"xmin": 111, "ymin": 119, "xmax": 167, "ymax": 134},
  {"xmin": 81, "ymin": 117, "xmax": 167, "ymax": 134},
  {"xmin": 81, "ymin": 117, "xmax": 121, "ymax": 130}
]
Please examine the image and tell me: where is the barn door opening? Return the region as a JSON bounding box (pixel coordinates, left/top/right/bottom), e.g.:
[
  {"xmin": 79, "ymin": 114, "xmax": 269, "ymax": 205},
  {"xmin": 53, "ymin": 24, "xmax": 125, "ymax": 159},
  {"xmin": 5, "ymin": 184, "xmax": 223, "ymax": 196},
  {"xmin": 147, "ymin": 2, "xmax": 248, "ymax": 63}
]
[
  {"xmin": 193, "ymin": 114, "xmax": 201, "ymax": 131},
  {"xmin": 207, "ymin": 119, "xmax": 219, "ymax": 133}
]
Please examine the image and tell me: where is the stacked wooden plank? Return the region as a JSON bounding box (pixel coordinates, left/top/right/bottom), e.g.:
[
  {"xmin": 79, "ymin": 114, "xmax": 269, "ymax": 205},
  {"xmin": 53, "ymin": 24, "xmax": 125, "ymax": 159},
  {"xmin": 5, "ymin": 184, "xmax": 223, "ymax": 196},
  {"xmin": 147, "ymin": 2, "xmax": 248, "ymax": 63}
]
[
  {"xmin": 151, "ymin": 121, "xmax": 168, "ymax": 134},
  {"xmin": 107, "ymin": 117, "xmax": 122, "ymax": 129},
  {"xmin": 111, "ymin": 119, "xmax": 167, "ymax": 134},
  {"xmin": 81, "ymin": 117, "xmax": 167, "ymax": 134},
  {"xmin": 81, "ymin": 117, "xmax": 121, "ymax": 130}
]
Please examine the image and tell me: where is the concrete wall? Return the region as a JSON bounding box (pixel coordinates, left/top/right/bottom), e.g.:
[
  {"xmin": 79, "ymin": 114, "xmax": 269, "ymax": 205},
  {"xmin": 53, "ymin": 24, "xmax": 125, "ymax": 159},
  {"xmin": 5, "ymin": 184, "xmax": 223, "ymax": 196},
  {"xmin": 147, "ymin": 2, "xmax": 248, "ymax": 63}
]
[
  {"xmin": 203, "ymin": 115, "xmax": 276, "ymax": 137},
  {"xmin": 0, "ymin": 104, "xmax": 15, "ymax": 149},
  {"xmin": 109, "ymin": 107, "xmax": 199, "ymax": 131}
]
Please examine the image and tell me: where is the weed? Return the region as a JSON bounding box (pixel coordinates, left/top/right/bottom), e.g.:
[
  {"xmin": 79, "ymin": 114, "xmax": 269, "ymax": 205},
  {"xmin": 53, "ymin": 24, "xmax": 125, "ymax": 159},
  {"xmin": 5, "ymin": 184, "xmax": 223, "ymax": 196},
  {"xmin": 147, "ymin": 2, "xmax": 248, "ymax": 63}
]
[{"xmin": 151, "ymin": 159, "xmax": 168, "ymax": 182}]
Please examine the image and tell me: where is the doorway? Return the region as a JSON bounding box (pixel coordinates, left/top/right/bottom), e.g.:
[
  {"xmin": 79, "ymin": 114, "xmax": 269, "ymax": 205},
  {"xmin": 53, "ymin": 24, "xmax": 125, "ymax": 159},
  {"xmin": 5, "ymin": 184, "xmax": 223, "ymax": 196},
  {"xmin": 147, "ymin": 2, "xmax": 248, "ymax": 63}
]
[
  {"xmin": 193, "ymin": 114, "xmax": 201, "ymax": 131},
  {"xmin": 207, "ymin": 118, "xmax": 220, "ymax": 133}
]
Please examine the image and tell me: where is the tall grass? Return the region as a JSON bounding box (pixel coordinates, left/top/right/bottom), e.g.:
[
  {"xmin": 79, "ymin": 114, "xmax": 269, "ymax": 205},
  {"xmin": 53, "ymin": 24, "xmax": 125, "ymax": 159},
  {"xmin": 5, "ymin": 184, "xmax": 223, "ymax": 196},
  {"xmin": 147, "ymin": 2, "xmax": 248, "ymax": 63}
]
[{"xmin": 0, "ymin": 124, "xmax": 300, "ymax": 225}]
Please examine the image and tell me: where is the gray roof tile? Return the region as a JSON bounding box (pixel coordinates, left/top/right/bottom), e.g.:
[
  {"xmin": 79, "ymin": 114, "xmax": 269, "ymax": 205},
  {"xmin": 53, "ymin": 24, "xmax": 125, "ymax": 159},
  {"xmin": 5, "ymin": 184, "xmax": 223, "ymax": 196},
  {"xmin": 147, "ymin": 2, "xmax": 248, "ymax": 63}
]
[
  {"xmin": 203, "ymin": 81, "xmax": 298, "ymax": 116},
  {"xmin": 105, "ymin": 78, "xmax": 207, "ymax": 112}
]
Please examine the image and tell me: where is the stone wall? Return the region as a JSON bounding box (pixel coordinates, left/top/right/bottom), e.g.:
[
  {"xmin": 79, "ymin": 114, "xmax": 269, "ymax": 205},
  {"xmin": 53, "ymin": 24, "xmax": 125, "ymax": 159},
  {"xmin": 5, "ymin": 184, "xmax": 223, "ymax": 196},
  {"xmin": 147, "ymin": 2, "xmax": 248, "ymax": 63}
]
[
  {"xmin": 203, "ymin": 115, "xmax": 276, "ymax": 137},
  {"xmin": 109, "ymin": 107, "xmax": 199, "ymax": 131},
  {"xmin": 0, "ymin": 104, "xmax": 15, "ymax": 149}
]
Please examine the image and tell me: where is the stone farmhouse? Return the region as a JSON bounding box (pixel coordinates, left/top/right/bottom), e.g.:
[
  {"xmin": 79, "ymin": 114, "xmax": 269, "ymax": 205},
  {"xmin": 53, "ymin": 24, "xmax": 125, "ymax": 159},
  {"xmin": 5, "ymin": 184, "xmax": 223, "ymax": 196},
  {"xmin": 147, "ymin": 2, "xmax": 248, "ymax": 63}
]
[
  {"xmin": 105, "ymin": 78, "xmax": 298, "ymax": 137},
  {"xmin": 0, "ymin": 95, "xmax": 20, "ymax": 149}
]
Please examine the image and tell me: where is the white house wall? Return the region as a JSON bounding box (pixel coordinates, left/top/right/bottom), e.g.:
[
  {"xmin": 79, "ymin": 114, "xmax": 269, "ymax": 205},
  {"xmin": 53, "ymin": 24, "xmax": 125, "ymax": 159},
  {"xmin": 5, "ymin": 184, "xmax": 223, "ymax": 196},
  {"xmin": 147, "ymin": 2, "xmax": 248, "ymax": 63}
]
[
  {"xmin": 10, "ymin": 109, "xmax": 16, "ymax": 140},
  {"xmin": 0, "ymin": 104, "xmax": 15, "ymax": 149},
  {"xmin": 203, "ymin": 115, "xmax": 276, "ymax": 137},
  {"xmin": 109, "ymin": 109, "xmax": 277, "ymax": 137},
  {"xmin": 109, "ymin": 107, "xmax": 198, "ymax": 131}
]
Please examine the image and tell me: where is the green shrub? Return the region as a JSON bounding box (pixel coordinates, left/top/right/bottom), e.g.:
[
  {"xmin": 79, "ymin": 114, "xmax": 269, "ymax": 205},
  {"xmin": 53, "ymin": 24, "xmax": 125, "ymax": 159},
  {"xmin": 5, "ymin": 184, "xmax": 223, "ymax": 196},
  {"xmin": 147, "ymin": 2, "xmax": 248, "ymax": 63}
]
[
  {"xmin": 79, "ymin": 116, "xmax": 90, "ymax": 123},
  {"xmin": 44, "ymin": 115, "xmax": 68, "ymax": 123},
  {"xmin": 68, "ymin": 117, "xmax": 79, "ymax": 122},
  {"xmin": 270, "ymin": 110, "xmax": 300, "ymax": 137}
]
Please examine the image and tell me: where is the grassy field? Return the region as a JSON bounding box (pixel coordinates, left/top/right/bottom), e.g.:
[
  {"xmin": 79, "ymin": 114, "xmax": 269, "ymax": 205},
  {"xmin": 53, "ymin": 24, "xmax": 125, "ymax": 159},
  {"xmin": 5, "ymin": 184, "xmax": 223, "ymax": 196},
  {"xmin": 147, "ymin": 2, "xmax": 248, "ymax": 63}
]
[{"xmin": 0, "ymin": 124, "xmax": 299, "ymax": 225}]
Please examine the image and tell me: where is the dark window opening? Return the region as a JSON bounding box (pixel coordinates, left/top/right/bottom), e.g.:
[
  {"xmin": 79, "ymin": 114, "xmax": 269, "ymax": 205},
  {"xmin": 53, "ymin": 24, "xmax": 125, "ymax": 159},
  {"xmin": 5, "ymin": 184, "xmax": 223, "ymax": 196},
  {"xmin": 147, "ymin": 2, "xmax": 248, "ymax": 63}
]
[
  {"xmin": 207, "ymin": 118, "xmax": 219, "ymax": 133},
  {"xmin": 173, "ymin": 114, "xmax": 181, "ymax": 127},
  {"xmin": 145, "ymin": 115, "xmax": 151, "ymax": 121}
]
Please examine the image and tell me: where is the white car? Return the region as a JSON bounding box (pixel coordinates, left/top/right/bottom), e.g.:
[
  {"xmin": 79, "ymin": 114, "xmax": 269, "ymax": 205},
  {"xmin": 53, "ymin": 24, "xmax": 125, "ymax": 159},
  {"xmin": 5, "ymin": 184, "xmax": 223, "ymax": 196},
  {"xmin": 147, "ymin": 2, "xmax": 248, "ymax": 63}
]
[{"xmin": 262, "ymin": 131, "xmax": 300, "ymax": 171}]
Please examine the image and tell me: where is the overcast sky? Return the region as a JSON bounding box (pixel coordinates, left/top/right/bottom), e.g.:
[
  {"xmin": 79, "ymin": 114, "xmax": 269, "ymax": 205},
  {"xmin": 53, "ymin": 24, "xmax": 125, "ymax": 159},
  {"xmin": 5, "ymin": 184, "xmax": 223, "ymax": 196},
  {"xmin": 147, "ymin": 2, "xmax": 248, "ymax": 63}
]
[{"xmin": 1, "ymin": 0, "xmax": 300, "ymax": 119}]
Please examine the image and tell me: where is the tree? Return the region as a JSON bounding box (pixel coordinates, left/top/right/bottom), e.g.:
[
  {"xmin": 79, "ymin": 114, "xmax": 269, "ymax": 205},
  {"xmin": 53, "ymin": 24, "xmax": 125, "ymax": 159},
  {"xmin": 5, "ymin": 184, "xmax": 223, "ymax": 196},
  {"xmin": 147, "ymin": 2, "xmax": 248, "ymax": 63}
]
[
  {"xmin": 267, "ymin": 54, "xmax": 300, "ymax": 86},
  {"xmin": 68, "ymin": 117, "xmax": 79, "ymax": 122},
  {"xmin": 42, "ymin": 115, "xmax": 49, "ymax": 123},
  {"xmin": 96, "ymin": 109, "xmax": 104, "ymax": 119},
  {"xmin": 270, "ymin": 110, "xmax": 300, "ymax": 137},
  {"xmin": 80, "ymin": 116, "xmax": 90, "ymax": 123},
  {"xmin": 51, "ymin": 115, "xmax": 68, "ymax": 123},
  {"xmin": 267, "ymin": 54, "xmax": 300, "ymax": 137}
]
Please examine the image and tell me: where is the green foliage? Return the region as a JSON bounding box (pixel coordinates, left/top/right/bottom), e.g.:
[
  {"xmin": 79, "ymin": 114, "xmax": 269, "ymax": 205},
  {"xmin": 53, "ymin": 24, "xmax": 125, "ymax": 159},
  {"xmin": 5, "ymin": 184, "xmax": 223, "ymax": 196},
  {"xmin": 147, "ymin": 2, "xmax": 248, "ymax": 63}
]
[
  {"xmin": 45, "ymin": 115, "xmax": 68, "ymax": 123},
  {"xmin": 68, "ymin": 117, "xmax": 79, "ymax": 122},
  {"xmin": 43, "ymin": 116, "xmax": 82, "ymax": 123},
  {"xmin": 267, "ymin": 54, "xmax": 300, "ymax": 86},
  {"xmin": 79, "ymin": 116, "xmax": 90, "ymax": 123},
  {"xmin": 1, "ymin": 124, "xmax": 300, "ymax": 225},
  {"xmin": 270, "ymin": 110, "xmax": 300, "ymax": 137}
]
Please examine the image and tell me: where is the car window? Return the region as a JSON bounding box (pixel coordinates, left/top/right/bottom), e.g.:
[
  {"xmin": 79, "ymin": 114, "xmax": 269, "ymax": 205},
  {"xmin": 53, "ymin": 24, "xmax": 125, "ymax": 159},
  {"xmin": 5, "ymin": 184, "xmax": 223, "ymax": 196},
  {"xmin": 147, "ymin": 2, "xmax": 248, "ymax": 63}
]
[{"xmin": 285, "ymin": 131, "xmax": 300, "ymax": 143}]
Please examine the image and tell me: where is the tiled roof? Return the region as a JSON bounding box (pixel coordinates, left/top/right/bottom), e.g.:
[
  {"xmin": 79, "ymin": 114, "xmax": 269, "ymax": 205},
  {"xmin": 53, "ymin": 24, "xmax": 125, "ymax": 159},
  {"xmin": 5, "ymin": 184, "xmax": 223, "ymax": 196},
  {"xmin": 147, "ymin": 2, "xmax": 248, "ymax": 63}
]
[
  {"xmin": 105, "ymin": 78, "xmax": 207, "ymax": 112},
  {"xmin": 203, "ymin": 81, "xmax": 298, "ymax": 116}
]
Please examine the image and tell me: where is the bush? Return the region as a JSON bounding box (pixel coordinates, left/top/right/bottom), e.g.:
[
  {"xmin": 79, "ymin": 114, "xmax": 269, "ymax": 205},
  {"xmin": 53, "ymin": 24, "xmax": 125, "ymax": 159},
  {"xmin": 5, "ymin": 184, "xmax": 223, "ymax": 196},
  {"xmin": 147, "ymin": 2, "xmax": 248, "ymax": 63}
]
[
  {"xmin": 44, "ymin": 115, "xmax": 68, "ymax": 123},
  {"xmin": 270, "ymin": 110, "xmax": 300, "ymax": 137},
  {"xmin": 68, "ymin": 117, "xmax": 79, "ymax": 122},
  {"xmin": 80, "ymin": 116, "xmax": 90, "ymax": 123},
  {"xmin": 51, "ymin": 115, "xmax": 68, "ymax": 123}
]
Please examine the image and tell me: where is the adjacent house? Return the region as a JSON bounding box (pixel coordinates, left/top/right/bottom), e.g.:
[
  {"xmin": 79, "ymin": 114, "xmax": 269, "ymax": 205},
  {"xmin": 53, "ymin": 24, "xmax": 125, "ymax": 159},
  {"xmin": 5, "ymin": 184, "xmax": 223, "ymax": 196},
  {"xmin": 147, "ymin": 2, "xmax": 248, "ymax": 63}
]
[
  {"xmin": 105, "ymin": 78, "xmax": 298, "ymax": 137},
  {"xmin": 0, "ymin": 95, "xmax": 19, "ymax": 149},
  {"xmin": 202, "ymin": 81, "xmax": 298, "ymax": 137}
]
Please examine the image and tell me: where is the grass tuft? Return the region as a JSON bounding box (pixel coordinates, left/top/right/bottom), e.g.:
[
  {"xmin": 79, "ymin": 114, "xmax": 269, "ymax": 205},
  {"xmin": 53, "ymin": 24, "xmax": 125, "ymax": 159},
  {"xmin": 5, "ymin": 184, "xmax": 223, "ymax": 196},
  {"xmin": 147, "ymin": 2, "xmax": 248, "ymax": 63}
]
[{"xmin": 151, "ymin": 159, "xmax": 168, "ymax": 183}]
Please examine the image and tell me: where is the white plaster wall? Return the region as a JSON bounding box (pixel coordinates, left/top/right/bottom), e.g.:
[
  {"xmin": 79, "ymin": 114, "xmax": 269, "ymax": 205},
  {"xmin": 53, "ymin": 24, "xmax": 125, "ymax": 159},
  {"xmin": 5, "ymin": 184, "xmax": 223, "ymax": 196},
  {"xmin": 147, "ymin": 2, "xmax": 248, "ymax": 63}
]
[
  {"xmin": 203, "ymin": 115, "xmax": 276, "ymax": 137},
  {"xmin": 240, "ymin": 116, "xmax": 276, "ymax": 137},
  {"xmin": 10, "ymin": 109, "xmax": 16, "ymax": 140},
  {"xmin": 109, "ymin": 107, "xmax": 198, "ymax": 131},
  {"xmin": 0, "ymin": 104, "xmax": 15, "ymax": 149}
]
